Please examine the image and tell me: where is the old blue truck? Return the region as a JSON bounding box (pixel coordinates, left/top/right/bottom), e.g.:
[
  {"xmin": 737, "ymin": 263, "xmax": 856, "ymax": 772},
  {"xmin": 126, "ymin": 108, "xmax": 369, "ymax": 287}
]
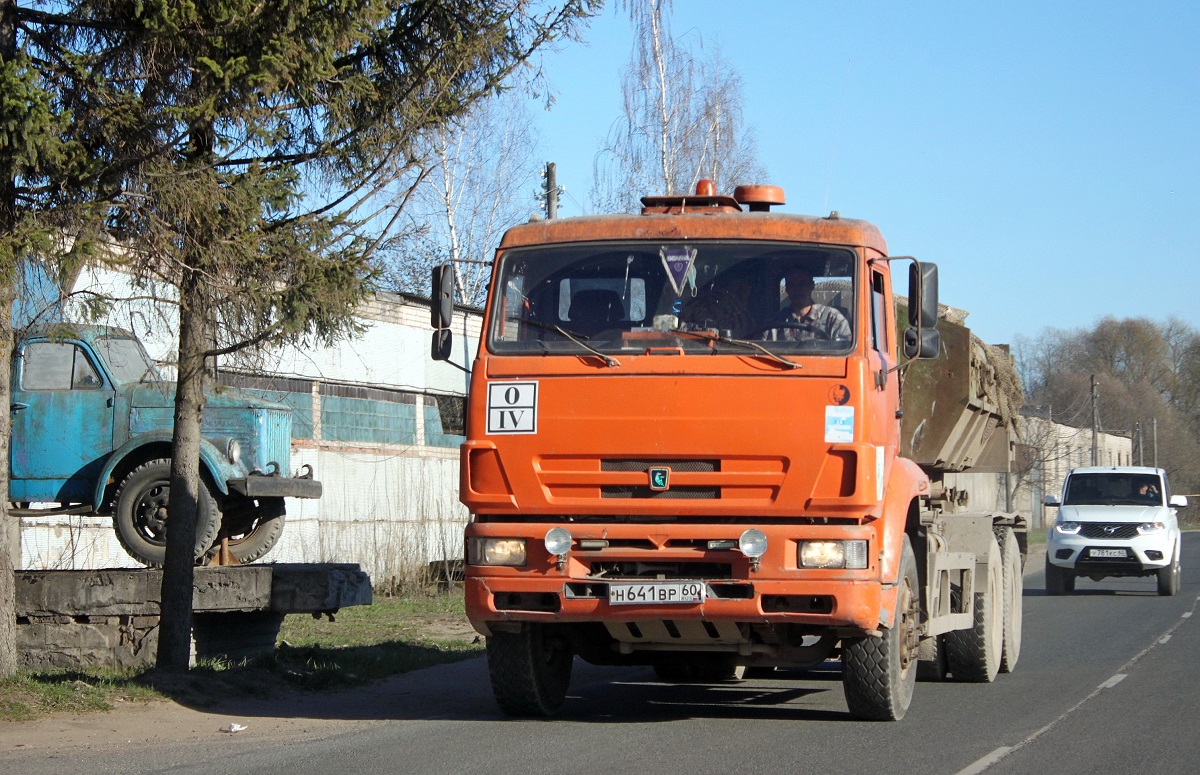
[{"xmin": 9, "ymin": 324, "xmax": 321, "ymax": 567}]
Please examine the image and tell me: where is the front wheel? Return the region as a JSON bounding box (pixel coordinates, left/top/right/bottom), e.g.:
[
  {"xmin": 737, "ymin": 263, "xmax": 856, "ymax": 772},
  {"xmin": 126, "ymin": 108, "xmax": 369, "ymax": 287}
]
[
  {"xmin": 486, "ymin": 624, "xmax": 574, "ymax": 717},
  {"xmin": 112, "ymin": 459, "xmax": 221, "ymax": 567},
  {"xmin": 1045, "ymin": 556, "xmax": 1075, "ymax": 595},
  {"xmin": 1157, "ymin": 551, "xmax": 1181, "ymax": 596},
  {"xmin": 842, "ymin": 535, "xmax": 919, "ymax": 720}
]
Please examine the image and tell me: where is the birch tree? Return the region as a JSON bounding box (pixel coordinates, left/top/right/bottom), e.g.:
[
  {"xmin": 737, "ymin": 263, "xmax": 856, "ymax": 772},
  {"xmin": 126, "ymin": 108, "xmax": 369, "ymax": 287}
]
[{"xmin": 592, "ymin": 0, "xmax": 765, "ymax": 212}]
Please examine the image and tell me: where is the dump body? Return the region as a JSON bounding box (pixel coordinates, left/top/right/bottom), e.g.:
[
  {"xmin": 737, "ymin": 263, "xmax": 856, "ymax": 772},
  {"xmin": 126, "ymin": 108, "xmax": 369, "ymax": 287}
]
[
  {"xmin": 10, "ymin": 325, "xmax": 321, "ymax": 566},
  {"xmin": 441, "ymin": 183, "xmax": 1024, "ymax": 720}
]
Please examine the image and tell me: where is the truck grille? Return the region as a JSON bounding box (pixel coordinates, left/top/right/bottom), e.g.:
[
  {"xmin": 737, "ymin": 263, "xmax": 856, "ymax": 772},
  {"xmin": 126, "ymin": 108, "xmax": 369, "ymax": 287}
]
[
  {"xmin": 1078, "ymin": 523, "xmax": 1139, "ymax": 540},
  {"xmin": 589, "ymin": 561, "xmax": 732, "ymax": 580},
  {"xmin": 600, "ymin": 459, "xmax": 720, "ymax": 500}
]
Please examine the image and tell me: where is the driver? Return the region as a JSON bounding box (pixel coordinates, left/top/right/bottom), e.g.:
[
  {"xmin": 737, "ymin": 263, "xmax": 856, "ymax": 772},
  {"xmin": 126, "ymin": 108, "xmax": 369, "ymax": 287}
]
[{"xmin": 759, "ymin": 267, "xmax": 851, "ymax": 342}]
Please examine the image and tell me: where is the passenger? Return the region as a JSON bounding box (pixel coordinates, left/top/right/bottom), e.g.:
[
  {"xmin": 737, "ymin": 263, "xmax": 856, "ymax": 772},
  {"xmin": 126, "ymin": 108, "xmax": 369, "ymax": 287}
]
[
  {"xmin": 760, "ymin": 267, "xmax": 851, "ymax": 342},
  {"xmin": 1137, "ymin": 482, "xmax": 1160, "ymax": 501}
]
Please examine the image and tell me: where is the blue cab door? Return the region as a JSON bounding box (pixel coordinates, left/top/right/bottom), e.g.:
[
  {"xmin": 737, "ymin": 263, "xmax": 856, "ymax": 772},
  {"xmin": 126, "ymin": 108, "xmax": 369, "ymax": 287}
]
[{"xmin": 10, "ymin": 340, "xmax": 116, "ymax": 504}]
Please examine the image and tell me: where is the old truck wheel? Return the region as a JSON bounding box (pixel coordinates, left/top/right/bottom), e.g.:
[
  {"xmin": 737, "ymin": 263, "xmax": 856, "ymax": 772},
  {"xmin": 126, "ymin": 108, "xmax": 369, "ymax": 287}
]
[
  {"xmin": 653, "ymin": 653, "xmax": 745, "ymax": 682},
  {"xmin": 487, "ymin": 623, "xmax": 574, "ymax": 717},
  {"xmin": 1045, "ymin": 556, "xmax": 1075, "ymax": 595},
  {"xmin": 113, "ymin": 459, "xmax": 221, "ymax": 567},
  {"xmin": 946, "ymin": 535, "xmax": 1003, "ymax": 683},
  {"xmin": 842, "ymin": 535, "xmax": 919, "ymax": 720},
  {"xmin": 996, "ymin": 527, "xmax": 1023, "ymax": 673},
  {"xmin": 221, "ymin": 498, "xmax": 286, "ymax": 564},
  {"xmin": 1157, "ymin": 551, "xmax": 1181, "ymax": 596}
]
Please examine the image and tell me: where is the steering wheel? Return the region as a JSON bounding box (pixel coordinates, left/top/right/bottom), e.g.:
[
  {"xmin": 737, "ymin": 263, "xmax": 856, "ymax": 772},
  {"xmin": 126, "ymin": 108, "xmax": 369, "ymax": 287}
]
[{"xmin": 747, "ymin": 320, "xmax": 830, "ymax": 341}]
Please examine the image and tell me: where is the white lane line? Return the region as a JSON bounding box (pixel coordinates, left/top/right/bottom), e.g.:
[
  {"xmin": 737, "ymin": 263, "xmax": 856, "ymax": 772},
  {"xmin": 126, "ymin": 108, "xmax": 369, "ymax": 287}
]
[
  {"xmin": 956, "ymin": 594, "xmax": 1199, "ymax": 775},
  {"xmin": 957, "ymin": 747, "xmax": 1013, "ymax": 775},
  {"xmin": 1101, "ymin": 674, "xmax": 1127, "ymax": 689}
]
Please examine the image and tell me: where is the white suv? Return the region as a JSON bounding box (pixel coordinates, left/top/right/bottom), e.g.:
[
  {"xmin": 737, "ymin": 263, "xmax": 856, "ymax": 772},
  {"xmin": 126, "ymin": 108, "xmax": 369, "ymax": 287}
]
[{"xmin": 1045, "ymin": 466, "xmax": 1185, "ymax": 596}]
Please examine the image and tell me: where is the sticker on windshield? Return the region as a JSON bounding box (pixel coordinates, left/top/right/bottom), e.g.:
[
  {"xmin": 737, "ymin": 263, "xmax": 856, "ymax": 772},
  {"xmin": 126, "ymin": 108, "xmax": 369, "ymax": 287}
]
[
  {"xmin": 825, "ymin": 405, "xmax": 854, "ymax": 443},
  {"xmin": 487, "ymin": 381, "xmax": 538, "ymax": 434},
  {"xmin": 660, "ymin": 245, "xmax": 697, "ymax": 297}
]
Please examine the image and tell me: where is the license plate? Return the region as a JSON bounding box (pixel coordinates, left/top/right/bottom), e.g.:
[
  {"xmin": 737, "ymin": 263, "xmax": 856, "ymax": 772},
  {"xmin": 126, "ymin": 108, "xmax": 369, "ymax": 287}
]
[
  {"xmin": 608, "ymin": 581, "xmax": 706, "ymax": 605},
  {"xmin": 1089, "ymin": 548, "xmax": 1128, "ymax": 558}
]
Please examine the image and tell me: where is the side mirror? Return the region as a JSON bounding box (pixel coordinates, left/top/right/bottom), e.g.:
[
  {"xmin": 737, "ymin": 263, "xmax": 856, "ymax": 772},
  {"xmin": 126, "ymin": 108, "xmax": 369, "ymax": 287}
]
[
  {"xmin": 1169, "ymin": 495, "xmax": 1188, "ymax": 508},
  {"xmin": 908, "ymin": 262, "xmax": 939, "ymax": 328},
  {"xmin": 431, "ymin": 329, "xmax": 453, "ymax": 361},
  {"xmin": 1044, "ymin": 494, "xmax": 1061, "ymax": 507},
  {"xmin": 431, "ymin": 265, "xmax": 455, "ymax": 330},
  {"xmin": 902, "ymin": 327, "xmax": 940, "ymax": 359}
]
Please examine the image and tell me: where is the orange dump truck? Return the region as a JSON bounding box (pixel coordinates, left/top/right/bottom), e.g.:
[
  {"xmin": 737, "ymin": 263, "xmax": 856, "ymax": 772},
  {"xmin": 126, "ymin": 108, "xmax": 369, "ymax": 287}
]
[{"xmin": 431, "ymin": 181, "xmax": 1025, "ymax": 720}]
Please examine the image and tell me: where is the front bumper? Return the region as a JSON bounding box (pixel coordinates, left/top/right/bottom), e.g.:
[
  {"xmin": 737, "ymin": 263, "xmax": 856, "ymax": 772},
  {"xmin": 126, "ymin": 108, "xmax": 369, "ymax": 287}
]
[
  {"xmin": 1047, "ymin": 531, "xmax": 1176, "ymax": 574},
  {"xmin": 227, "ymin": 473, "xmax": 323, "ymax": 499}
]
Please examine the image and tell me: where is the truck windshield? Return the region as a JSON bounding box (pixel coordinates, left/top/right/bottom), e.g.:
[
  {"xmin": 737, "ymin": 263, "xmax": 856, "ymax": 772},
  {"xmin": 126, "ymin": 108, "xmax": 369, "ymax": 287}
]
[
  {"xmin": 95, "ymin": 335, "xmax": 164, "ymax": 385},
  {"xmin": 489, "ymin": 241, "xmax": 856, "ymax": 356},
  {"xmin": 1063, "ymin": 473, "xmax": 1164, "ymax": 506}
]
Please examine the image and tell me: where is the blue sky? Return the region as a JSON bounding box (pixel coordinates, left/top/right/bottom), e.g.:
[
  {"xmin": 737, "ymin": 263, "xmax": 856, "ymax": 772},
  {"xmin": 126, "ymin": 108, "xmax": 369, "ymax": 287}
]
[{"xmin": 524, "ymin": 1, "xmax": 1200, "ymax": 347}]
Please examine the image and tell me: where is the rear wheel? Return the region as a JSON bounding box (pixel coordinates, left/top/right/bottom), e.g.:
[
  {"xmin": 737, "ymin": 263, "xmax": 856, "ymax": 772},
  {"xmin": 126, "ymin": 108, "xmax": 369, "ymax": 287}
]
[
  {"xmin": 842, "ymin": 535, "xmax": 919, "ymax": 720},
  {"xmin": 112, "ymin": 459, "xmax": 221, "ymax": 567},
  {"xmin": 1045, "ymin": 556, "xmax": 1075, "ymax": 595},
  {"xmin": 996, "ymin": 527, "xmax": 1023, "ymax": 673},
  {"xmin": 946, "ymin": 534, "xmax": 1003, "ymax": 683},
  {"xmin": 486, "ymin": 624, "xmax": 574, "ymax": 717},
  {"xmin": 1157, "ymin": 551, "xmax": 1181, "ymax": 596},
  {"xmin": 218, "ymin": 498, "xmax": 286, "ymax": 564}
]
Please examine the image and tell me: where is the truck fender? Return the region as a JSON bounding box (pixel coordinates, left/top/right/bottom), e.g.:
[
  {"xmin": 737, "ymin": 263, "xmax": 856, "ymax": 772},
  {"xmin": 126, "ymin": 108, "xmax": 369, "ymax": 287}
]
[
  {"xmin": 875, "ymin": 457, "xmax": 930, "ymax": 627},
  {"xmin": 93, "ymin": 431, "xmax": 235, "ymax": 508}
]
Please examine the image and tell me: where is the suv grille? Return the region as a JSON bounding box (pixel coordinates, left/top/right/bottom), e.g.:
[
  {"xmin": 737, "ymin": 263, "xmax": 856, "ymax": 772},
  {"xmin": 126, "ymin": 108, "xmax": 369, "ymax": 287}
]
[{"xmin": 1079, "ymin": 523, "xmax": 1139, "ymax": 540}]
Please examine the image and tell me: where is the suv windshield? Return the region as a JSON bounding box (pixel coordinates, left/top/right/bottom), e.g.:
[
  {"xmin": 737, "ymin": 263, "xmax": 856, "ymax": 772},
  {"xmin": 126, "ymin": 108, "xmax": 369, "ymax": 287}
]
[
  {"xmin": 1063, "ymin": 473, "xmax": 1164, "ymax": 506},
  {"xmin": 489, "ymin": 241, "xmax": 856, "ymax": 356}
]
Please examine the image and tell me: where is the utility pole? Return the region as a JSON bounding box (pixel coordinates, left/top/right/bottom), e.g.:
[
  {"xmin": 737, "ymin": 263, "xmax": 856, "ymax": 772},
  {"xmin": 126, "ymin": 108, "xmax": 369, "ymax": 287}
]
[
  {"xmin": 1153, "ymin": 418, "xmax": 1158, "ymax": 468},
  {"xmin": 544, "ymin": 162, "xmax": 559, "ymax": 220},
  {"xmin": 1137, "ymin": 421, "xmax": 1144, "ymax": 465},
  {"xmin": 1090, "ymin": 374, "xmax": 1098, "ymax": 466}
]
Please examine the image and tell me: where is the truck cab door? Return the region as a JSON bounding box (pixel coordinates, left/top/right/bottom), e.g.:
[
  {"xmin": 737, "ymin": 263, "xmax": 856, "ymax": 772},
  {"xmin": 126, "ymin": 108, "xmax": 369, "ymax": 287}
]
[{"xmin": 10, "ymin": 339, "xmax": 116, "ymax": 505}]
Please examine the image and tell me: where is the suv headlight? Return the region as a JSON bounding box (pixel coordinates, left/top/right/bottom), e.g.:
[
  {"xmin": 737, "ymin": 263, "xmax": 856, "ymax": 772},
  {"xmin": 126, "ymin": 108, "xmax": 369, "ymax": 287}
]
[
  {"xmin": 468, "ymin": 537, "xmax": 527, "ymax": 566},
  {"xmin": 1137, "ymin": 522, "xmax": 1166, "ymax": 535},
  {"xmin": 799, "ymin": 540, "xmax": 868, "ymax": 569},
  {"xmin": 1054, "ymin": 521, "xmax": 1081, "ymax": 535}
]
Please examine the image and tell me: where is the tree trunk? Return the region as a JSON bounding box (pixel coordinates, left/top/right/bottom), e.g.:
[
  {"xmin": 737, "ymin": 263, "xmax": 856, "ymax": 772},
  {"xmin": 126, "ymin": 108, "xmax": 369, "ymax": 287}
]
[
  {"xmin": 155, "ymin": 268, "xmax": 208, "ymax": 670},
  {"xmin": 0, "ymin": 0, "xmax": 22, "ymax": 680}
]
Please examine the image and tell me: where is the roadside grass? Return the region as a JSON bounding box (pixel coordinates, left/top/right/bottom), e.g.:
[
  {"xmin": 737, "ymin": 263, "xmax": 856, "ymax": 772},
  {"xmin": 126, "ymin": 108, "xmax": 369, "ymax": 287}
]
[{"xmin": 0, "ymin": 590, "xmax": 481, "ymax": 722}]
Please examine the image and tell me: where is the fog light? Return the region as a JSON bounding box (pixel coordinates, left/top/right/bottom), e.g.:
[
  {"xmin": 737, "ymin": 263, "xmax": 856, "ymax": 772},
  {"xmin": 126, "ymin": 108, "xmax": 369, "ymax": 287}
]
[
  {"xmin": 544, "ymin": 527, "xmax": 573, "ymax": 557},
  {"xmin": 738, "ymin": 529, "xmax": 768, "ymax": 558},
  {"xmin": 1145, "ymin": 550, "xmax": 1164, "ymax": 561},
  {"xmin": 468, "ymin": 538, "xmax": 526, "ymax": 566}
]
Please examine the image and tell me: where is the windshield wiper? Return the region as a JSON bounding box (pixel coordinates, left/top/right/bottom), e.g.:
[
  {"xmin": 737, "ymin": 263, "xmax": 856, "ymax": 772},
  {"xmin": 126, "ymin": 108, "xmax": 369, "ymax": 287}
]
[
  {"xmin": 669, "ymin": 327, "xmax": 802, "ymax": 370},
  {"xmin": 505, "ymin": 316, "xmax": 620, "ymax": 368}
]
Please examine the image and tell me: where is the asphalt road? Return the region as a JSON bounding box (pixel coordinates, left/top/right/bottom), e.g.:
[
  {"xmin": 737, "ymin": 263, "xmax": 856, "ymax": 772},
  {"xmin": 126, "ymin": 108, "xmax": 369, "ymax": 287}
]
[{"xmin": 10, "ymin": 533, "xmax": 1200, "ymax": 775}]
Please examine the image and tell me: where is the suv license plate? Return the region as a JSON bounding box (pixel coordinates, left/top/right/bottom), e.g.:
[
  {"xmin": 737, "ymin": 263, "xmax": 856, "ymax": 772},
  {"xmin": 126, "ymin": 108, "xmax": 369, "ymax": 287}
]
[
  {"xmin": 609, "ymin": 582, "xmax": 706, "ymax": 605},
  {"xmin": 1089, "ymin": 548, "xmax": 1129, "ymax": 558}
]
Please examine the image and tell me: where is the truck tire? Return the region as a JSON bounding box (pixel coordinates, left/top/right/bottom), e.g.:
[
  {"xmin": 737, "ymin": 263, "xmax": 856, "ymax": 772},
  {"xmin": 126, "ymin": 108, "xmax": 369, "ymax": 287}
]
[
  {"xmin": 113, "ymin": 459, "xmax": 221, "ymax": 567},
  {"xmin": 486, "ymin": 623, "xmax": 574, "ymax": 717},
  {"xmin": 653, "ymin": 653, "xmax": 745, "ymax": 682},
  {"xmin": 1044, "ymin": 556, "xmax": 1075, "ymax": 595},
  {"xmin": 220, "ymin": 498, "xmax": 286, "ymax": 564},
  {"xmin": 1156, "ymin": 550, "xmax": 1181, "ymax": 596},
  {"xmin": 842, "ymin": 535, "xmax": 919, "ymax": 720},
  {"xmin": 946, "ymin": 534, "xmax": 1002, "ymax": 683},
  {"xmin": 995, "ymin": 527, "xmax": 1023, "ymax": 673}
]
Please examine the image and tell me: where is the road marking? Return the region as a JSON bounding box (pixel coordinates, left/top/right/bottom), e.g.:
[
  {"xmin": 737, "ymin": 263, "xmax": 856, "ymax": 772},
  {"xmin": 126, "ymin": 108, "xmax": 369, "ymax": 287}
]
[
  {"xmin": 957, "ymin": 593, "xmax": 1199, "ymax": 774},
  {"xmin": 957, "ymin": 747, "xmax": 1013, "ymax": 775}
]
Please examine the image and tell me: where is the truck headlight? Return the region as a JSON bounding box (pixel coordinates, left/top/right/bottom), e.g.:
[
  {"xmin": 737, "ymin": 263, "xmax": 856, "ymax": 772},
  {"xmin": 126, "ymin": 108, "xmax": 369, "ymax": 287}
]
[
  {"xmin": 1137, "ymin": 522, "xmax": 1166, "ymax": 535},
  {"xmin": 544, "ymin": 527, "xmax": 573, "ymax": 557},
  {"xmin": 225, "ymin": 438, "xmax": 242, "ymax": 466},
  {"xmin": 468, "ymin": 538, "xmax": 527, "ymax": 566},
  {"xmin": 738, "ymin": 529, "xmax": 768, "ymax": 558},
  {"xmin": 799, "ymin": 540, "xmax": 868, "ymax": 569},
  {"xmin": 1054, "ymin": 521, "xmax": 1081, "ymax": 535}
]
